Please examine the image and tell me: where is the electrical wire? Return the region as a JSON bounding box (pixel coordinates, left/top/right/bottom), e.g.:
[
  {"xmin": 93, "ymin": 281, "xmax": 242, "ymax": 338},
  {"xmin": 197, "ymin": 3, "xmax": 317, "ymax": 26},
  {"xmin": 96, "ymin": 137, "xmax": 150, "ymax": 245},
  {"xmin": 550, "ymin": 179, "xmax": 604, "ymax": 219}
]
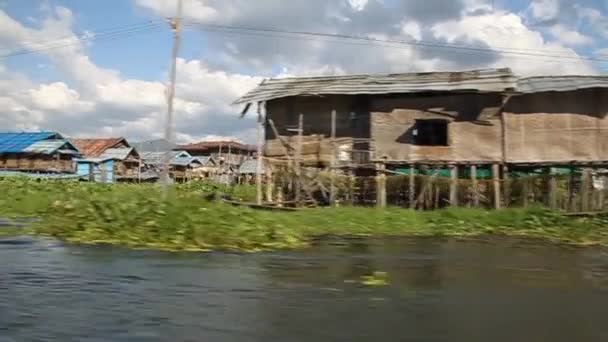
[
  {"xmin": 0, "ymin": 21, "xmax": 164, "ymax": 59},
  {"xmin": 185, "ymin": 21, "xmax": 608, "ymax": 64}
]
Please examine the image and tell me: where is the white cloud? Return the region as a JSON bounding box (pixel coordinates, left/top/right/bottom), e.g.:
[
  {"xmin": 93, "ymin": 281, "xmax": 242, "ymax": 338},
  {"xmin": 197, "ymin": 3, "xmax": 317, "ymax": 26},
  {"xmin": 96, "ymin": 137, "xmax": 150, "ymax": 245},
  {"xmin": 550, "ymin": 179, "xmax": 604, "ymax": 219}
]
[
  {"xmin": 431, "ymin": 11, "xmax": 596, "ymax": 75},
  {"xmin": 29, "ymin": 82, "xmax": 94, "ymax": 112},
  {"xmin": 547, "ymin": 24, "xmax": 593, "ymax": 46},
  {"xmin": 401, "ymin": 21, "xmax": 422, "ymax": 41},
  {"xmin": 528, "ymin": 0, "xmax": 559, "ymax": 21}
]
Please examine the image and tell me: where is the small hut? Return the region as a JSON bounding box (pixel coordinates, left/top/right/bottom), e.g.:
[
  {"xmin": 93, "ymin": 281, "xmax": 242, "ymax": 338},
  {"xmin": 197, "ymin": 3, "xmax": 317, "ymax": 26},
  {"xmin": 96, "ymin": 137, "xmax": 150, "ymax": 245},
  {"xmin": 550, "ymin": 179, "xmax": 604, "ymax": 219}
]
[{"xmin": 72, "ymin": 138, "xmax": 141, "ymax": 182}]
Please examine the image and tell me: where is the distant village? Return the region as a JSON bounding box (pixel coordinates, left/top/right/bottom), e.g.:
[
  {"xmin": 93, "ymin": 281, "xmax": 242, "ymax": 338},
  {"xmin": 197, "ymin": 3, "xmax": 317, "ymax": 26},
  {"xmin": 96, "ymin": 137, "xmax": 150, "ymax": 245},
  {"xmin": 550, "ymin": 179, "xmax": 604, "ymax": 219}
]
[{"xmin": 0, "ymin": 132, "xmax": 260, "ymax": 184}]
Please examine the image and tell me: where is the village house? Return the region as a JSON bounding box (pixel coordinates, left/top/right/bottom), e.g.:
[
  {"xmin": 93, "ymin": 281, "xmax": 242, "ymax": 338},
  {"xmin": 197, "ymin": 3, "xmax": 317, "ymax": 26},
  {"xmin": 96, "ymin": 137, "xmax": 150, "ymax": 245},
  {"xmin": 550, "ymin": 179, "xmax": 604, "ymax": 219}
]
[
  {"xmin": 235, "ymin": 68, "xmax": 608, "ymax": 207},
  {"xmin": 176, "ymin": 140, "xmax": 255, "ymax": 167},
  {"xmin": 72, "ymin": 137, "xmax": 141, "ymax": 182},
  {"xmin": 0, "ymin": 132, "xmax": 80, "ymax": 174},
  {"xmin": 139, "ymin": 150, "xmax": 216, "ymax": 181}
]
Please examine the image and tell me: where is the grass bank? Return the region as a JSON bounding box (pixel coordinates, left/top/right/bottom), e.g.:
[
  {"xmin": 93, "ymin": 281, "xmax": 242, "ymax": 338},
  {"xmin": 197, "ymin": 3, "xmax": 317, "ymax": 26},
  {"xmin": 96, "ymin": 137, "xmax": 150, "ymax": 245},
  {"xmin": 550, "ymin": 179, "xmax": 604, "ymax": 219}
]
[{"xmin": 1, "ymin": 178, "xmax": 608, "ymax": 251}]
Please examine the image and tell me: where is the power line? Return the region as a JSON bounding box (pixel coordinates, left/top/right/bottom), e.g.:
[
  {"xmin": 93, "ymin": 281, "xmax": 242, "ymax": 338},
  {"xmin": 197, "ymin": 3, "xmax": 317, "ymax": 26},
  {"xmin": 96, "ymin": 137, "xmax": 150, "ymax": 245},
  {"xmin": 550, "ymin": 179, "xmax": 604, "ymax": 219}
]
[
  {"xmin": 185, "ymin": 21, "xmax": 608, "ymax": 64},
  {"xmin": 0, "ymin": 20, "xmax": 164, "ymax": 53},
  {"xmin": 0, "ymin": 21, "xmax": 164, "ymax": 59},
  {"xmin": 186, "ymin": 24, "xmax": 593, "ymax": 67}
]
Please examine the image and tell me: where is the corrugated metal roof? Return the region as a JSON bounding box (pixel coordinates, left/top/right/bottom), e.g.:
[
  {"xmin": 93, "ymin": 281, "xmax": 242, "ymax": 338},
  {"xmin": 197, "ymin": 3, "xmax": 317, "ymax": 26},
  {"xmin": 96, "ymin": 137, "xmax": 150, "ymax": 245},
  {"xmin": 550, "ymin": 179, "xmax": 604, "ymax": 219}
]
[
  {"xmin": 23, "ymin": 140, "xmax": 79, "ymax": 155},
  {"xmin": 178, "ymin": 140, "xmax": 255, "ymax": 152},
  {"xmin": 98, "ymin": 148, "xmax": 135, "ymax": 161},
  {"xmin": 172, "ymin": 157, "xmax": 203, "ymax": 167},
  {"xmin": 72, "ymin": 138, "xmax": 128, "ymax": 157},
  {"xmin": 235, "ymin": 69, "xmax": 608, "ymax": 106},
  {"xmin": 516, "ymin": 76, "xmax": 608, "ymax": 94},
  {"xmin": 238, "ymin": 159, "xmax": 266, "ymax": 174},
  {"xmin": 140, "ymin": 151, "xmax": 190, "ymax": 165},
  {"xmin": 0, "ymin": 132, "xmax": 61, "ymax": 153},
  {"xmin": 234, "ymin": 68, "xmax": 517, "ymax": 104},
  {"xmin": 197, "ymin": 156, "xmax": 216, "ymax": 166}
]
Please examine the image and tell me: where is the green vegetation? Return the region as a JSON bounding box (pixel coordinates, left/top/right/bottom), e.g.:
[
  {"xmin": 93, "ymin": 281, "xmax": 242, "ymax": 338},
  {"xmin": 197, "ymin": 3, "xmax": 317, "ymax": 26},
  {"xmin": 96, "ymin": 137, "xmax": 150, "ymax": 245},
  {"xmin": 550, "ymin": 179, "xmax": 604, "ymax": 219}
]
[{"xmin": 2, "ymin": 178, "xmax": 608, "ymax": 251}]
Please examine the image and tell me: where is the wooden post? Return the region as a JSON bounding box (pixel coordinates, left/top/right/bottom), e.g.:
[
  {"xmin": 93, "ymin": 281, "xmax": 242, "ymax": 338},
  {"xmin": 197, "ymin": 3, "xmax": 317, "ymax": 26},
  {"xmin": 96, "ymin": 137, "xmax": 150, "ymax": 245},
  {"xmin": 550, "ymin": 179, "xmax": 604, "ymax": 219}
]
[
  {"xmin": 255, "ymin": 102, "xmax": 264, "ymax": 205},
  {"xmin": 581, "ymin": 168, "xmax": 591, "ymax": 212},
  {"xmin": 548, "ymin": 167, "xmax": 557, "ymax": 210},
  {"xmin": 449, "ymin": 164, "xmax": 458, "ymax": 207},
  {"xmin": 409, "ymin": 164, "xmax": 415, "ymax": 209},
  {"xmin": 265, "ymin": 165, "xmax": 273, "ymax": 203},
  {"xmin": 348, "ymin": 169, "xmax": 355, "ymax": 205},
  {"xmin": 492, "ymin": 163, "xmax": 501, "ymax": 209},
  {"xmin": 88, "ymin": 163, "xmax": 94, "ymax": 182},
  {"xmin": 470, "ymin": 165, "xmax": 479, "ymax": 207},
  {"xmin": 376, "ymin": 162, "xmax": 387, "ymax": 208},
  {"xmin": 568, "ymin": 165, "xmax": 575, "ymax": 211},
  {"xmin": 523, "ymin": 177, "xmax": 529, "ymax": 208},
  {"xmin": 294, "ymin": 114, "xmax": 304, "ymax": 206},
  {"xmin": 329, "ymin": 109, "xmax": 337, "ymax": 206},
  {"xmin": 502, "ymin": 165, "xmax": 510, "ymax": 208}
]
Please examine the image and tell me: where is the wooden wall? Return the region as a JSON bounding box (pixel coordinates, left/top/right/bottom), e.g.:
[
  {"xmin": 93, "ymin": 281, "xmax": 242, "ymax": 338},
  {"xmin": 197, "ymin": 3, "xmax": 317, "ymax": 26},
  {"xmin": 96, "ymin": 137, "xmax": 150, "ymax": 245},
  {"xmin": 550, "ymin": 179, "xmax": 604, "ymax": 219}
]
[
  {"xmin": 0, "ymin": 154, "xmax": 75, "ymax": 172},
  {"xmin": 369, "ymin": 93, "xmax": 504, "ymax": 162},
  {"xmin": 504, "ymin": 88, "xmax": 608, "ymax": 163}
]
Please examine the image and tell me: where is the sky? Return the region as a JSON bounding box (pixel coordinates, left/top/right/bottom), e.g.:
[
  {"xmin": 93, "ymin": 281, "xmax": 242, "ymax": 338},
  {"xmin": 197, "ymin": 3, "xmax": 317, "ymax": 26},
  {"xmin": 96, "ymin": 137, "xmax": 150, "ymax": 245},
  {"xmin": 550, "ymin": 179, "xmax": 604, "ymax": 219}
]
[{"xmin": 1, "ymin": 0, "xmax": 608, "ymax": 143}]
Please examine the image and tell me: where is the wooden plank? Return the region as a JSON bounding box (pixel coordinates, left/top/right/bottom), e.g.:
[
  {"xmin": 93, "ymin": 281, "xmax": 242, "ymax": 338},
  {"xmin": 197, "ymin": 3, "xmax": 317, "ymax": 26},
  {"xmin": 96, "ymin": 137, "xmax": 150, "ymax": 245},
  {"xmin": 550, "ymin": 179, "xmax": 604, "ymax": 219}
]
[{"xmin": 256, "ymin": 102, "xmax": 264, "ymax": 205}]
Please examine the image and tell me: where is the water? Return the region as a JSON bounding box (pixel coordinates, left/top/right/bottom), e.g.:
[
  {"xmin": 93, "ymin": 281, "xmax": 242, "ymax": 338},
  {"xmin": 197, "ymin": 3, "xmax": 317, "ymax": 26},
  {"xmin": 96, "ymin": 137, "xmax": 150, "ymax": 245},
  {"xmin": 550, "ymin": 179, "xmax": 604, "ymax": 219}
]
[{"xmin": 1, "ymin": 236, "xmax": 608, "ymax": 341}]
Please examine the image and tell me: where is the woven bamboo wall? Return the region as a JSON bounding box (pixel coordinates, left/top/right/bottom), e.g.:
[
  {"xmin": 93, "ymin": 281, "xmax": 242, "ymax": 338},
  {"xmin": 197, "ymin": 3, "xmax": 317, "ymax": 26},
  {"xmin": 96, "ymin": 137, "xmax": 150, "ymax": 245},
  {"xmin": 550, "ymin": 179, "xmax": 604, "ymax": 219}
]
[
  {"xmin": 370, "ymin": 93, "xmax": 504, "ymax": 162},
  {"xmin": 504, "ymin": 89, "xmax": 608, "ymax": 163}
]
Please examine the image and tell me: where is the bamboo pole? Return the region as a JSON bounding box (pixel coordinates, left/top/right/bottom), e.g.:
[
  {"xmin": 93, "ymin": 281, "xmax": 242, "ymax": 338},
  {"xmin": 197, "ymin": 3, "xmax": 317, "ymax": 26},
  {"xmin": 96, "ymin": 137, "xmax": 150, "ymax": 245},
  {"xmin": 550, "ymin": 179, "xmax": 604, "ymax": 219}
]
[
  {"xmin": 409, "ymin": 164, "xmax": 415, "ymax": 209},
  {"xmin": 329, "ymin": 110, "xmax": 337, "ymax": 206},
  {"xmin": 294, "ymin": 114, "xmax": 303, "ymax": 206},
  {"xmin": 548, "ymin": 167, "xmax": 557, "ymax": 210},
  {"xmin": 449, "ymin": 164, "xmax": 458, "ymax": 207},
  {"xmin": 582, "ymin": 168, "xmax": 591, "ymax": 212},
  {"xmin": 376, "ymin": 162, "xmax": 387, "ymax": 208},
  {"xmin": 492, "ymin": 163, "xmax": 501, "ymax": 209},
  {"xmin": 471, "ymin": 165, "xmax": 479, "ymax": 207},
  {"xmin": 265, "ymin": 165, "xmax": 273, "ymax": 203},
  {"xmin": 502, "ymin": 165, "xmax": 510, "ymax": 208}
]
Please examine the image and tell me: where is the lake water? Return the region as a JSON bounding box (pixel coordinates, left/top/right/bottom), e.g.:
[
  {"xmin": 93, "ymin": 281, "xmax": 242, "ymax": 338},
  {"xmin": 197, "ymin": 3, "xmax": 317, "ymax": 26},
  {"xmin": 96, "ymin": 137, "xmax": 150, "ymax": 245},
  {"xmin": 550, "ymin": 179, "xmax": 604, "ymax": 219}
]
[{"xmin": 1, "ymin": 236, "xmax": 608, "ymax": 341}]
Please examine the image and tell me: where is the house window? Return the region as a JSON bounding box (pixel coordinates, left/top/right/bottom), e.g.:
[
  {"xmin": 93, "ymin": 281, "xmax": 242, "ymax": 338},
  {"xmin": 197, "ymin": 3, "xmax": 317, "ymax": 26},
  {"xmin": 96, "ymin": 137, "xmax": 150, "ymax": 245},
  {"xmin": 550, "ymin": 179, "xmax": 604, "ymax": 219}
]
[
  {"xmin": 349, "ymin": 111, "xmax": 358, "ymax": 128},
  {"xmin": 413, "ymin": 119, "xmax": 448, "ymax": 146}
]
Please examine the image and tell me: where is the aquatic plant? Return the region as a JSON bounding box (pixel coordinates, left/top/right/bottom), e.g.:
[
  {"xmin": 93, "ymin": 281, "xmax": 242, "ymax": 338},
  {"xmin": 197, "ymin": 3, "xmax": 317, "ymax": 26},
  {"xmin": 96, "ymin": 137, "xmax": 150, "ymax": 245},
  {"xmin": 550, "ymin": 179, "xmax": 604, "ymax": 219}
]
[{"xmin": 2, "ymin": 178, "xmax": 608, "ymax": 251}]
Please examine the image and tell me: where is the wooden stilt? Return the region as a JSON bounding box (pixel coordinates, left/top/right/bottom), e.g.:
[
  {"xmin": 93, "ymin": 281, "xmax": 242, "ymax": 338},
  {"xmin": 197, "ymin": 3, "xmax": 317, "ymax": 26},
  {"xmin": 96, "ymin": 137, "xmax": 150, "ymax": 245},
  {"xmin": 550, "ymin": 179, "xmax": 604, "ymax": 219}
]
[
  {"xmin": 409, "ymin": 164, "xmax": 415, "ymax": 209},
  {"xmin": 265, "ymin": 166, "xmax": 273, "ymax": 203},
  {"xmin": 329, "ymin": 110, "xmax": 337, "ymax": 207},
  {"xmin": 548, "ymin": 167, "xmax": 557, "ymax": 210},
  {"xmin": 470, "ymin": 165, "xmax": 479, "ymax": 208},
  {"xmin": 502, "ymin": 165, "xmax": 510, "ymax": 208},
  {"xmin": 449, "ymin": 164, "xmax": 458, "ymax": 207},
  {"xmin": 581, "ymin": 168, "xmax": 591, "ymax": 212},
  {"xmin": 492, "ymin": 163, "xmax": 501, "ymax": 209},
  {"xmin": 376, "ymin": 162, "xmax": 387, "ymax": 208},
  {"xmin": 294, "ymin": 114, "xmax": 303, "ymax": 207}
]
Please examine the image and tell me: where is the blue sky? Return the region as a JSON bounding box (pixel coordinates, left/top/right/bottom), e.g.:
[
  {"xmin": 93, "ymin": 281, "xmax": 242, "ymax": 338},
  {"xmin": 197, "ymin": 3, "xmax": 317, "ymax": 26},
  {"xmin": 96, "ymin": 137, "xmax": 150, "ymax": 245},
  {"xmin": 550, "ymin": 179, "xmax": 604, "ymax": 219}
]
[{"xmin": 1, "ymin": 0, "xmax": 607, "ymax": 142}]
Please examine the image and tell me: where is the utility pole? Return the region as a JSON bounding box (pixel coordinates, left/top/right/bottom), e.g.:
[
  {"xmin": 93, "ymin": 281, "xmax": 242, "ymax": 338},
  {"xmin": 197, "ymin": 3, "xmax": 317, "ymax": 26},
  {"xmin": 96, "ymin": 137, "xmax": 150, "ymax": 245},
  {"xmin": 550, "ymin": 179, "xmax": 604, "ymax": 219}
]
[{"xmin": 161, "ymin": 0, "xmax": 183, "ymax": 193}]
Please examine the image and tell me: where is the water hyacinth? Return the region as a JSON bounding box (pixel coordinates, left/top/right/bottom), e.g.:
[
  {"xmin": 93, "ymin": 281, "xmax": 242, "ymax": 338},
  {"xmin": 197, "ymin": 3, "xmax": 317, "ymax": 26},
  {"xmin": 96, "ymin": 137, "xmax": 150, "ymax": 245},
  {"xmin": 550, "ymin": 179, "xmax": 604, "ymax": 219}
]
[{"xmin": 2, "ymin": 178, "xmax": 608, "ymax": 251}]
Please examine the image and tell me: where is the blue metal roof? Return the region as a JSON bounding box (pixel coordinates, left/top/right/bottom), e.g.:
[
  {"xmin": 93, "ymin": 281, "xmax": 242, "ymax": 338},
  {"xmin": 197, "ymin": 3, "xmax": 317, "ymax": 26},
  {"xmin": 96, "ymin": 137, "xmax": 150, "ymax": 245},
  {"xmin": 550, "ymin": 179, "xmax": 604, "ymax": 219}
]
[{"xmin": 0, "ymin": 132, "xmax": 61, "ymax": 153}]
